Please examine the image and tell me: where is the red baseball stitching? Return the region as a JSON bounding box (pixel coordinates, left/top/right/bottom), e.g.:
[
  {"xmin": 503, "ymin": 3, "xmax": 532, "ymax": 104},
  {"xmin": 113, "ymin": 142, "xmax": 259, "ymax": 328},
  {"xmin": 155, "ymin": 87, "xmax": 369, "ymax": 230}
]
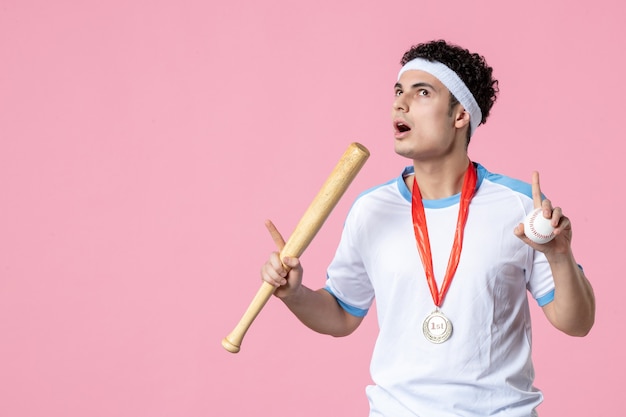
[{"xmin": 529, "ymin": 210, "xmax": 554, "ymax": 240}]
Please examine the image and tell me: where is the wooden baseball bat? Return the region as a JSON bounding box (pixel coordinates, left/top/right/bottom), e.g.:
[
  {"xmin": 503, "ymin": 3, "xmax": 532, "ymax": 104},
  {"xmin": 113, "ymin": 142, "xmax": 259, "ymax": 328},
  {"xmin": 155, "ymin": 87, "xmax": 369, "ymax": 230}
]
[{"xmin": 222, "ymin": 142, "xmax": 370, "ymax": 353}]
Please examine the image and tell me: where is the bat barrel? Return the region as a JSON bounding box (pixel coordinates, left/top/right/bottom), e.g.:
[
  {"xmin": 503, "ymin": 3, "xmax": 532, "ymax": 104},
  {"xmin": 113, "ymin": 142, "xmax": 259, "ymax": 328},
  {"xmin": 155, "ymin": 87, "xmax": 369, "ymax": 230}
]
[{"xmin": 281, "ymin": 142, "xmax": 370, "ymax": 258}]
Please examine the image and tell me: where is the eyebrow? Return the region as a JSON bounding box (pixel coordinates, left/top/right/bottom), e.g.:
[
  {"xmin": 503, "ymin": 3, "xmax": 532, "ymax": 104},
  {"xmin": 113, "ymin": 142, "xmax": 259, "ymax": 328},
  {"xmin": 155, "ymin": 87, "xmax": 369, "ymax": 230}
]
[{"xmin": 394, "ymin": 81, "xmax": 437, "ymax": 91}]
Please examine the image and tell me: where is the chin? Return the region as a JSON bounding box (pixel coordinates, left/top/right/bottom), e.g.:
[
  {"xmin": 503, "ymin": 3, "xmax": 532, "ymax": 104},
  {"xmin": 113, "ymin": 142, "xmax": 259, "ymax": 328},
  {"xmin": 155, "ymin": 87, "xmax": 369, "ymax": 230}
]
[{"xmin": 394, "ymin": 140, "xmax": 415, "ymax": 159}]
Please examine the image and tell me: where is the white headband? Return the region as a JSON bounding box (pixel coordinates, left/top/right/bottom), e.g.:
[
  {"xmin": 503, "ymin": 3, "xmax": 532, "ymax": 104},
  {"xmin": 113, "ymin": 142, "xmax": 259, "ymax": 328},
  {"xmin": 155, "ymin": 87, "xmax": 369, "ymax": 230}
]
[{"xmin": 398, "ymin": 58, "xmax": 482, "ymax": 137}]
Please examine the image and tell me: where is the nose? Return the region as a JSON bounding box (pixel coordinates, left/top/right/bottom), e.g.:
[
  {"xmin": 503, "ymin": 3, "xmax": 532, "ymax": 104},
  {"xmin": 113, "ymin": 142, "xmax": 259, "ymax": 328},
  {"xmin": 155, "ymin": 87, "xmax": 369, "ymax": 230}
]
[{"xmin": 393, "ymin": 94, "xmax": 407, "ymax": 112}]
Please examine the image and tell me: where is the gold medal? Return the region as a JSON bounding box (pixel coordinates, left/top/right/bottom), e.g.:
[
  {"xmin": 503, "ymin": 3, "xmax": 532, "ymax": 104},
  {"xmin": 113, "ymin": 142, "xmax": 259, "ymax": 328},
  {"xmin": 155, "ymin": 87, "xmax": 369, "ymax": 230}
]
[{"xmin": 422, "ymin": 309, "xmax": 452, "ymax": 344}]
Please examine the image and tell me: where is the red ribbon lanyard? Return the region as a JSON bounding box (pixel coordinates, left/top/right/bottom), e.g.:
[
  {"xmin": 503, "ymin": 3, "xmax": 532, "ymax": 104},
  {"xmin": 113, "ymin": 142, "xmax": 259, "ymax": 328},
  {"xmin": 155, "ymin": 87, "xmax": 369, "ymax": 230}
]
[{"xmin": 411, "ymin": 161, "xmax": 477, "ymax": 307}]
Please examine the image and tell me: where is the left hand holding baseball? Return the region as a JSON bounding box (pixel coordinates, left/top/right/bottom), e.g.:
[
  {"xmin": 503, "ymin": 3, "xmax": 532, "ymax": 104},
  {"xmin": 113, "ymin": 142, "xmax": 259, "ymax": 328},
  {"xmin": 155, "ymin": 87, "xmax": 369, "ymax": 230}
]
[{"xmin": 514, "ymin": 171, "xmax": 573, "ymax": 255}]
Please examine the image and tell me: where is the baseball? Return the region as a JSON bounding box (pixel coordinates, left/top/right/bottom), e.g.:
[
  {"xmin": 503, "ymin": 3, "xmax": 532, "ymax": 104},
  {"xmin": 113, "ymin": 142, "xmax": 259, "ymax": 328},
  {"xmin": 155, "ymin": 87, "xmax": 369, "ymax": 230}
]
[{"xmin": 523, "ymin": 208, "xmax": 555, "ymax": 244}]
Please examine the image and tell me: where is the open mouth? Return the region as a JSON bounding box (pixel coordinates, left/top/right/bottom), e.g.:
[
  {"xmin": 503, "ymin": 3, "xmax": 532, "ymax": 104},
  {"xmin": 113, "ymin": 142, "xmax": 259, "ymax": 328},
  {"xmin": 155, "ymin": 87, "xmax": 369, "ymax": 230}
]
[{"xmin": 395, "ymin": 120, "xmax": 411, "ymax": 133}]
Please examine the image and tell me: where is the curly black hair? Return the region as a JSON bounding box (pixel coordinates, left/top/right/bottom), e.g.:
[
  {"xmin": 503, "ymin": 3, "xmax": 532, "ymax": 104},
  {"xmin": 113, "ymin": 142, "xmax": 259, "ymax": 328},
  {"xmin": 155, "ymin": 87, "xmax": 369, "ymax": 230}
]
[{"xmin": 400, "ymin": 40, "xmax": 499, "ymax": 133}]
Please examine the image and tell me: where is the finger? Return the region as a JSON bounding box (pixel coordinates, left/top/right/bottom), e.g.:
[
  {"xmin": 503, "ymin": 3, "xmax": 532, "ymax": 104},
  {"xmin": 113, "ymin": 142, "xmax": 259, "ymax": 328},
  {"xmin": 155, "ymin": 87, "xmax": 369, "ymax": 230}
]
[
  {"xmin": 261, "ymin": 262, "xmax": 283, "ymax": 286},
  {"xmin": 531, "ymin": 171, "xmax": 543, "ymax": 208},
  {"xmin": 550, "ymin": 206, "xmax": 563, "ymax": 227},
  {"xmin": 262, "ymin": 253, "xmax": 288, "ymax": 286},
  {"xmin": 541, "ymin": 198, "xmax": 554, "ymax": 219},
  {"xmin": 268, "ymin": 251, "xmax": 287, "ymax": 276},
  {"xmin": 265, "ymin": 219, "xmax": 286, "ymax": 251},
  {"xmin": 282, "ymin": 256, "xmax": 301, "ymax": 270},
  {"xmin": 513, "ymin": 223, "xmax": 525, "ymax": 238},
  {"xmin": 556, "ymin": 213, "xmax": 571, "ymax": 233}
]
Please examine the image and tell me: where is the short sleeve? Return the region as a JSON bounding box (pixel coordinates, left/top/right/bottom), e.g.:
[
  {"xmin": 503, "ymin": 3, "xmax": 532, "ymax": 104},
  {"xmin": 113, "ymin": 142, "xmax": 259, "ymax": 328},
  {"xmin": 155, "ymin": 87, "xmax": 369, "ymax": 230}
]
[
  {"xmin": 526, "ymin": 249, "xmax": 556, "ymax": 306},
  {"xmin": 324, "ymin": 202, "xmax": 375, "ymax": 317}
]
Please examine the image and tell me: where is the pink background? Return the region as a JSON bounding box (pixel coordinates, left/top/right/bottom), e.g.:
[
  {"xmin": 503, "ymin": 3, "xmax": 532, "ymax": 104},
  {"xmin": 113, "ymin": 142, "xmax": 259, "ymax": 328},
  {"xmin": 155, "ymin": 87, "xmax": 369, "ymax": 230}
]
[{"xmin": 1, "ymin": 0, "xmax": 623, "ymax": 416}]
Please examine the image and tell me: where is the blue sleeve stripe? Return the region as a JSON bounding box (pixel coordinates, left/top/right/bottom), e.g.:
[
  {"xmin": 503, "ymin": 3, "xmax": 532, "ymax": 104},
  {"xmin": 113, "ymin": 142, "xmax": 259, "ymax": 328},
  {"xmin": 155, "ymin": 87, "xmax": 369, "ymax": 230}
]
[
  {"xmin": 536, "ymin": 265, "xmax": 583, "ymax": 307},
  {"xmin": 536, "ymin": 289, "xmax": 555, "ymax": 307},
  {"xmin": 323, "ymin": 286, "xmax": 369, "ymax": 317}
]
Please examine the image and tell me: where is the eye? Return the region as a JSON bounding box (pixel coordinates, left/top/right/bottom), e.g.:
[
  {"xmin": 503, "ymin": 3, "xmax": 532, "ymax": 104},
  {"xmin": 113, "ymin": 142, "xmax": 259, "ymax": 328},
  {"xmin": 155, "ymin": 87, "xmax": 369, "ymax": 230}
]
[
  {"xmin": 394, "ymin": 89, "xmax": 403, "ymax": 97},
  {"xmin": 418, "ymin": 89, "xmax": 429, "ymax": 96}
]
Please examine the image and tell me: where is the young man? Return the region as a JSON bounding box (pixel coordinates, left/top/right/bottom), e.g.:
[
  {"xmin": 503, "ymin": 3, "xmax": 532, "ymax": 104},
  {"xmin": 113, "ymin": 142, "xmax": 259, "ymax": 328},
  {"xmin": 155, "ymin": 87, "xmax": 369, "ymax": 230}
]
[{"xmin": 261, "ymin": 40, "xmax": 595, "ymax": 416}]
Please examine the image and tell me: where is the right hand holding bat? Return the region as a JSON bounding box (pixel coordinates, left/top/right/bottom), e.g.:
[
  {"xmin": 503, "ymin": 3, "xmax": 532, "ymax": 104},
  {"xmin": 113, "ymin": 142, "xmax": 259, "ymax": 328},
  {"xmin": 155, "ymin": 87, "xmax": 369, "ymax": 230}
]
[{"xmin": 261, "ymin": 220, "xmax": 304, "ymax": 299}]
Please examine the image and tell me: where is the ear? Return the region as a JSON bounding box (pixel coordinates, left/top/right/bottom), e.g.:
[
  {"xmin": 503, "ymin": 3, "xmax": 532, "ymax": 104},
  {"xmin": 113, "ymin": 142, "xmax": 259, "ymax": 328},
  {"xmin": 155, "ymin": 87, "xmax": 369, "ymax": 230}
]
[{"xmin": 454, "ymin": 107, "xmax": 471, "ymax": 130}]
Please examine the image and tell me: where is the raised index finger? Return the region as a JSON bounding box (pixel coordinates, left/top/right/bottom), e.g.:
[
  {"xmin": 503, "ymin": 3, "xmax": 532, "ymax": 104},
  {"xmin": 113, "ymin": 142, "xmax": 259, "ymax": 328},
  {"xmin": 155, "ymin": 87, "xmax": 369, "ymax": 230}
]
[
  {"xmin": 531, "ymin": 171, "xmax": 543, "ymax": 208},
  {"xmin": 265, "ymin": 219, "xmax": 286, "ymax": 251}
]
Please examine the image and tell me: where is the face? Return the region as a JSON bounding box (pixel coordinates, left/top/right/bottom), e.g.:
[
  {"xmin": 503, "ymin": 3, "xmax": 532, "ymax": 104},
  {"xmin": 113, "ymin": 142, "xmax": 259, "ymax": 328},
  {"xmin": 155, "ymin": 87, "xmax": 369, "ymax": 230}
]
[{"xmin": 392, "ymin": 70, "xmax": 467, "ymax": 161}]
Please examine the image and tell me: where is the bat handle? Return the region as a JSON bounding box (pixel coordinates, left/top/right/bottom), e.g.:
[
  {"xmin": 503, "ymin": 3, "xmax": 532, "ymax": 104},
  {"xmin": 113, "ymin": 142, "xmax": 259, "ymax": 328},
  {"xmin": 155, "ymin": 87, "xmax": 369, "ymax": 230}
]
[{"xmin": 221, "ymin": 281, "xmax": 276, "ymax": 353}]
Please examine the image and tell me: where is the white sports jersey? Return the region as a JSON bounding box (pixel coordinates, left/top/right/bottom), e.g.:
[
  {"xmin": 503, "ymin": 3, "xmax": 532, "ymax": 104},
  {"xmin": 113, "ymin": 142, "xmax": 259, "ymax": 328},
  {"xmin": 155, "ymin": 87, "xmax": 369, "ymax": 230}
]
[{"xmin": 325, "ymin": 163, "xmax": 555, "ymax": 417}]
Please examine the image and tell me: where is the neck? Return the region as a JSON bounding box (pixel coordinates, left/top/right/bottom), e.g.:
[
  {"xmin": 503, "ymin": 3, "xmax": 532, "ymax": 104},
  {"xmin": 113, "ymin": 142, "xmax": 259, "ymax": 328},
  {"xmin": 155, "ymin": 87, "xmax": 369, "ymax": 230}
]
[{"xmin": 409, "ymin": 154, "xmax": 471, "ymax": 200}]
